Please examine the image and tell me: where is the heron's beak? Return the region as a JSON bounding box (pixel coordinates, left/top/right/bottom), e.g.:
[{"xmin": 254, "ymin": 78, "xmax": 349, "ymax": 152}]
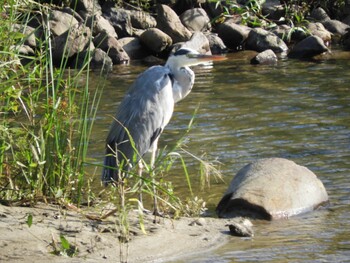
[{"xmin": 188, "ymin": 53, "xmax": 227, "ymax": 62}]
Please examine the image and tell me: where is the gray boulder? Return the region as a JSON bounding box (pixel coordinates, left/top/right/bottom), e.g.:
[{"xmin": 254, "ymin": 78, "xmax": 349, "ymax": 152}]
[
  {"xmin": 104, "ymin": 8, "xmax": 133, "ymax": 38},
  {"xmin": 90, "ymin": 14, "xmax": 118, "ymax": 38},
  {"xmin": 90, "ymin": 48, "xmax": 113, "ymax": 72},
  {"xmin": 119, "ymin": 37, "xmax": 149, "ymax": 60},
  {"xmin": 342, "ymin": 28, "xmax": 350, "ymax": 50},
  {"xmin": 322, "ymin": 19, "xmax": 350, "ymax": 37},
  {"xmin": 217, "ymin": 21, "xmax": 250, "ymax": 50},
  {"xmin": 206, "ymin": 33, "xmax": 227, "ymax": 54},
  {"xmin": 310, "ymin": 7, "xmax": 330, "ymax": 22},
  {"xmin": 246, "ymin": 28, "xmax": 288, "ymax": 53},
  {"xmin": 250, "ymin": 49, "xmax": 277, "ymax": 65},
  {"xmin": 12, "ymin": 24, "xmax": 37, "ymax": 49},
  {"xmin": 307, "ymin": 22, "xmax": 332, "ymax": 44},
  {"xmin": 288, "ymin": 35, "xmax": 329, "ymax": 59},
  {"xmin": 128, "ymin": 10, "xmax": 157, "ymax": 29},
  {"xmin": 49, "ymin": 10, "xmax": 79, "ymax": 36},
  {"xmin": 310, "ymin": 7, "xmax": 349, "ymax": 39},
  {"xmin": 261, "ymin": 0, "xmax": 285, "ymax": 21},
  {"xmin": 216, "ymin": 158, "xmax": 329, "ymax": 220},
  {"xmin": 180, "ymin": 8, "xmax": 211, "ymax": 32},
  {"xmin": 93, "ymin": 32, "xmax": 129, "ymax": 64},
  {"xmin": 52, "ymin": 23, "xmax": 91, "ymax": 63},
  {"xmin": 71, "ymin": 0, "xmax": 102, "ymax": 19},
  {"xmin": 156, "ymin": 4, "xmax": 192, "ymax": 43},
  {"xmin": 272, "ymin": 25, "xmax": 310, "ymax": 44},
  {"xmin": 180, "ymin": 32, "xmax": 211, "ymax": 55},
  {"xmin": 140, "ymin": 28, "xmax": 172, "ymax": 53}
]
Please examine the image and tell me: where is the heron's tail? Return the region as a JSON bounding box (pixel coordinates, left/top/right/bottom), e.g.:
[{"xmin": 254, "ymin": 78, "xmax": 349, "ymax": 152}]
[{"xmin": 102, "ymin": 152, "xmax": 117, "ymax": 186}]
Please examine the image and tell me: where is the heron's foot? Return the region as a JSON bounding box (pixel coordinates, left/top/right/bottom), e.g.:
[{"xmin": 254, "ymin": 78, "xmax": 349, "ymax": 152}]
[{"xmin": 152, "ymin": 209, "xmax": 165, "ymax": 223}]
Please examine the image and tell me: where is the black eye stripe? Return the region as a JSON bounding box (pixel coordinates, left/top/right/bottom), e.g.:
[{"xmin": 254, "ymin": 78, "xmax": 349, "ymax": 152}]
[{"xmin": 174, "ymin": 49, "xmax": 191, "ymax": 56}]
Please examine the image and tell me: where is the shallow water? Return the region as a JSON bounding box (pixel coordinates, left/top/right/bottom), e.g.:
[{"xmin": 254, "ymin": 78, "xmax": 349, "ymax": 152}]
[{"xmin": 89, "ymin": 50, "xmax": 350, "ymax": 262}]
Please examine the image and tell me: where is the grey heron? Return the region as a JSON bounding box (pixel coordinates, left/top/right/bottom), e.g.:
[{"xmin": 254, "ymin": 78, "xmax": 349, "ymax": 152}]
[{"xmin": 102, "ymin": 48, "xmax": 226, "ymax": 212}]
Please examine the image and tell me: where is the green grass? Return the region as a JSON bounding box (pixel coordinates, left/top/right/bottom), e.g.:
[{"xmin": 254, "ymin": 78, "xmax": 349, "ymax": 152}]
[{"xmin": 0, "ymin": 0, "xmax": 101, "ymax": 205}]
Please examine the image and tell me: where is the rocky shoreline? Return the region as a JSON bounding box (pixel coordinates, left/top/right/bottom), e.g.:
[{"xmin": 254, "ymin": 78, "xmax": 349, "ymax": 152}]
[{"xmin": 13, "ymin": 0, "xmax": 350, "ymax": 71}]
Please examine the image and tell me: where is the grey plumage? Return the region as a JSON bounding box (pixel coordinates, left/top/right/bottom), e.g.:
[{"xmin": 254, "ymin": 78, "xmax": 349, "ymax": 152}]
[{"xmin": 102, "ymin": 48, "xmax": 225, "ymax": 185}]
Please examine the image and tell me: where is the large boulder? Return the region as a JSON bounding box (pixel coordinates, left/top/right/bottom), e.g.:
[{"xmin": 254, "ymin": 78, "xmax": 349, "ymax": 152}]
[
  {"xmin": 52, "ymin": 23, "xmax": 91, "ymax": 63},
  {"xmin": 246, "ymin": 28, "xmax": 288, "ymax": 53},
  {"xmin": 70, "ymin": 0, "xmax": 102, "ymax": 19},
  {"xmin": 89, "ymin": 14, "xmax": 118, "ymax": 38},
  {"xmin": 49, "ymin": 9, "xmax": 79, "ymax": 36},
  {"xmin": 140, "ymin": 28, "xmax": 172, "ymax": 53},
  {"xmin": 93, "ymin": 32, "xmax": 129, "ymax": 64},
  {"xmin": 156, "ymin": 4, "xmax": 192, "ymax": 43},
  {"xmin": 118, "ymin": 37, "xmax": 149, "ymax": 60},
  {"xmin": 288, "ymin": 35, "xmax": 329, "ymax": 59},
  {"xmin": 307, "ymin": 22, "xmax": 332, "ymax": 44},
  {"xmin": 128, "ymin": 10, "xmax": 157, "ymax": 29},
  {"xmin": 180, "ymin": 8, "xmax": 211, "ymax": 32},
  {"xmin": 217, "ymin": 21, "xmax": 250, "ymax": 50},
  {"xmin": 180, "ymin": 32, "xmax": 211, "ymax": 54},
  {"xmin": 206, "ymin": 33, "xmax": 227, "ymax": 54},
  {"xmin": 103, "ymin": 7, "xmax": 133, "ymax": 38},
  {"xmin": 250, "ymin": 49, "xmax": 277, "ymax": 65},
  {"xmin": 216, "ymin": 158, "xmax": 329, "ymax": 220}
]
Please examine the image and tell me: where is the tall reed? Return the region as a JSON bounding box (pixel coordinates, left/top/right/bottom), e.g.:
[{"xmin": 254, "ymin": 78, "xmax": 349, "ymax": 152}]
[{"xmin": 0, "ymin": 0, "xmax": 101, "ymax": 204}]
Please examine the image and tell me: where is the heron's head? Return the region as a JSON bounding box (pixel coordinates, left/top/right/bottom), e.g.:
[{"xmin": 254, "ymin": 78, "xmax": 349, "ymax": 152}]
[{"xmin": 165, "ymin": 48, "xmax": 226, "ymax": 69}]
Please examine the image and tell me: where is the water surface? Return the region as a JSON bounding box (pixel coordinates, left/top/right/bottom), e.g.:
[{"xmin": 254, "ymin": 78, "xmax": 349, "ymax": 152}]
[{"xmin": 89, "ymin": 50, "xmax": 350, "ymax": 262}]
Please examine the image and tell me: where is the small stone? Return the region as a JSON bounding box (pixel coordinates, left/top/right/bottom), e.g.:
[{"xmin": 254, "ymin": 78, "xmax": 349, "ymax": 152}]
[
  {"xmin": 226, "ymin": 217, "xmax": 254, "ymax": 237},
  {"xmin": 189, "ymin": 218, "xmax": 206, "ymax": 226}
]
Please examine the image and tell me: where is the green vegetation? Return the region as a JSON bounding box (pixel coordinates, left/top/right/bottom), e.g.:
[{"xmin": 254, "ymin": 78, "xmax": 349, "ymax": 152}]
[
  {"xmin": 0, "ymin": 0, "xmax": 100, "ymax": 205},
  {"xmin": 0, "ymin": 1, "xmax": 223, "ymax": 261},
  {"xmin": 0, "ymin": 0, "xmax": 222, "ymax": 211}
]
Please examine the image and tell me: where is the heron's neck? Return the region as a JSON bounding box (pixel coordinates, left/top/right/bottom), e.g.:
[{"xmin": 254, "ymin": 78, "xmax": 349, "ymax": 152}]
[{"xmin": 171, "ymin": 66, "xmax": 195, "ymax": 103}]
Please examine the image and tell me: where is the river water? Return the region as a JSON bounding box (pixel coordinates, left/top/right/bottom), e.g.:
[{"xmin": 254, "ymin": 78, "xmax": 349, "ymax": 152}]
[{"xmin": 89, "ymin": 50, "xmax": 350, "ymax": 262}]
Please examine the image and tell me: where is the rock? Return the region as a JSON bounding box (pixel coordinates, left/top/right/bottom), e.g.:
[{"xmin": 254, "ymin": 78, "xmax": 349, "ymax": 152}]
[
  {"xmin": 52, "ymin": 23, "xmax": 91, "ymax": 63},
  {"xmin": 261, "ymin": 0, "xmax": 285, "ymax": 21},
  {"xmin": 93, "ymin": 32, "xmax": 129, "ymax": 64},
  {"xmin": 189, "ymin": 218, "xmax": 206, "ymax": 226},
  {"xmin": 180, "ymin": 8, "xmax": 211, "ymax": 32},
  {"xmin": 307, "ymin": 22, "xmax": 332, "ymax": 44},
  {"xmin": 71, "ymin": 0, "xmax": 102, "ymax": 19},
  {"xmin": 119, "ymin": 37, "xmax": 149, "ymax": 60},
  {"xmin": 156, "ymin": 4, "xmax": 192, "ymax": 43},
  {"xmin": 310, "ymin": 7, "xmax": 330, "ymax": 22},
  {"xmin": 104, "ymin": 7, "xmax": 133, "ymax": 38},
  {"xmin": 273, "ymin": 25, "xmax": 310, "ymax": 43},
  {"xmin": 180, "ymin": 32, "xmax": 211, "ymax": 54},
  {"xmin": 12, "ymin": 24, "xmax": 37, "ymax": 49},
  {"xmin": 49, "ymin": 9, "xmax": 79, "ymax": 36},
  {"xmin": 205, "ymin": 1, "xmax": 226, "ymax": 18},
  {"xmin": 288, "ymin": 35, "xmax": 329, "ymax": 59},
  {"xmin": 226, "ymin": 217, "xmax": 253, "ymax": 237},
  {"xmin": 246, "ymin": 28, "xmax": 288, "ymax": 53},
  {"xmin": 90, "ymin": 48, "xmax": 113, "ymax": 72},
  {"xmin": 250, "ymin": 49, "xmax": 277, "ymax": 65},
  {"xmin": 341, "ymin": 28, "xmax": 350, "ymax": 50},
  {"xmin": 217, "ymin": 21, "xmax": 250, "ymax": 50},
  {"xmin": 90, "ymin": 14, "xmax": 118, "ymax": 38},
  {"xmin": 206, "ymin": 33, "xmax": 227, "ymax": 54},
  {"xmin": 216, "ymin": 158, "xmax": 329, "ymax": 220},
  {"xmin": 309, "ymin": 7, "xmax": 349, "ymax": 39},
  {"xmin": 140, "ymin": 28, "xmax": 172, "ymax": 53},
  {"xmin": 128, "ymin": 10, "xmax": 157, "ymax": 29},
  {"xmin": 322, "ymin": 19, "xmax": 350, "ymax": 37}
]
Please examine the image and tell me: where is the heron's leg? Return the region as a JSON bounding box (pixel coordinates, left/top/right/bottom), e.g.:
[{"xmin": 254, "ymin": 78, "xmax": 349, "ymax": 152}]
[
  {"xmin": 150, "ymin": 137, "xmax": 159, "ymax": 217},
  {"xmin": 137, "ymin": 160, "xmax": 144, "ymax": 207}
]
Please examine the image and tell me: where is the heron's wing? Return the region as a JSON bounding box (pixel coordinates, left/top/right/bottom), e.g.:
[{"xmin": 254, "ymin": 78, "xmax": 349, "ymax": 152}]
[{"xmin": 106, "ymin": 65, "xmax": 175, "ymax": 166}]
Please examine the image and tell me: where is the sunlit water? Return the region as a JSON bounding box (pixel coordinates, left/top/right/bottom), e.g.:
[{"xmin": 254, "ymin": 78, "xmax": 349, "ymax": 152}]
[{"xmin": 88, "ymin": 50, "xmax": 350, "ymax": 262}]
